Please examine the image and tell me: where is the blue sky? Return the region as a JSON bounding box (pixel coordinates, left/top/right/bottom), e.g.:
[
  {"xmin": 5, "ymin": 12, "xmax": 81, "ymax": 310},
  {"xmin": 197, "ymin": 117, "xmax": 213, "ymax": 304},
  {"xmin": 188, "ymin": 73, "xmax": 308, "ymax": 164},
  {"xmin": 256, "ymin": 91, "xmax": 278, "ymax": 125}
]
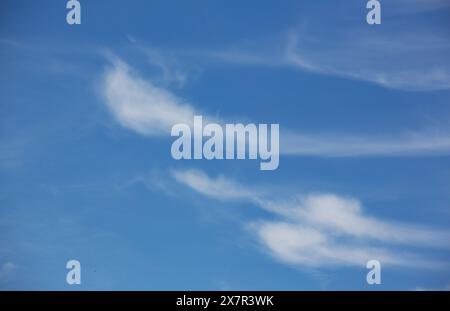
[{"xmin": 1, "ymin": 0, "xmax": 450, "ymax": 290}]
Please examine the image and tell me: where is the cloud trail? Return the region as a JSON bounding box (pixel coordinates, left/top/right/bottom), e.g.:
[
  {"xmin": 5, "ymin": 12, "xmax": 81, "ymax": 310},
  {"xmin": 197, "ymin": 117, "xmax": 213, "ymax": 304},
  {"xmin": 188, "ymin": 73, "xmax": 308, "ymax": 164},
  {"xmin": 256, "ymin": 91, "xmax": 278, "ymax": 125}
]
[
  {"xmin": 102, "ymin": 60, "xmax": 450, "ymax": 158},
  {"xmin": 172, "ymin": 169, "xmax": 450, "ymax": 269}
]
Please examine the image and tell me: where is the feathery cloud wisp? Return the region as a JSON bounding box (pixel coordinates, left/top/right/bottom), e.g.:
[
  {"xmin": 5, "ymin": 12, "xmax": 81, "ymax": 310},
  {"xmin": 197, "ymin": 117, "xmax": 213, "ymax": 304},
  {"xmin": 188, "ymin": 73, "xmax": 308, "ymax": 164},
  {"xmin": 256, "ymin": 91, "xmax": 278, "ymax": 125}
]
[
  {"xmin": 172, "ymin": 169, "xmax": 258, "ymax": 201},
  {"xmin": 102, "ymin": 59, "xmax": 450, "ymax": 157},
  {"xmin": 284, "ymin": 30, "xmax": 450, "ymax": 92},
  {"xmin": 281, "ymin": 130, "xmax": 450, "ymax": 157},
  {"xmin": 103, "ymin": 60, "xmax": 196, "ymax": 136},
  {"xmin": 172, "ymin": 169, "xmax": 450, "ymax": 268}
]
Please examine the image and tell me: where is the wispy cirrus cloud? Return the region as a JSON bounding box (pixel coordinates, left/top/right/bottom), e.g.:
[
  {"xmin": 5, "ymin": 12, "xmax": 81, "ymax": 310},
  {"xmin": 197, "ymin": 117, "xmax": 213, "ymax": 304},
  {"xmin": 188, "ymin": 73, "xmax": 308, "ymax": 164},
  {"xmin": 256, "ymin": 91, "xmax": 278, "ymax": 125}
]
[
  {"xmin": 284, "ymin": 29, "xmax": 450, "ymax": 92},
  {"xmin": 102, "ymin": 59, "xmax": 450, "ymax": 157},
  {"xmin": 178, "ymin": 1, "xmax": 450, "ymax": 92},
  {"xmin": 197, "ymin": 28, "xmax": 450, "ymax": 92},
  {"xmin": 281, "ymin": 130, "xmax": 450, "ymax": 157},
  {"xmin": 102, "ymin": 59, "xmax": 196, "ymax": 136},
  {"xmin": 171, "ymin": 169, "xmax": 450, "ymax": 269},
  {"xmin": 172, "ymin": 169, "xmax": 259, "ymax": 202}
]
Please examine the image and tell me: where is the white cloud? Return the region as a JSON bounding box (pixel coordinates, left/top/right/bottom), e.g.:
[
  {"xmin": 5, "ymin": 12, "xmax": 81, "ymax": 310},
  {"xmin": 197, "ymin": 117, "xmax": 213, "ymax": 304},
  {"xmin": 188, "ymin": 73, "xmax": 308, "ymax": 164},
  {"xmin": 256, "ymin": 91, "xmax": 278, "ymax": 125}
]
[
  {"xmin": 172, "ymin": 169, "xmax": 258, "ymax": 201},
  {"xmin": 252, "ymin": 221, "xmax": 423, "ymax": 268},
  {"xmin": 102, "ymin": 59, "xmax": 450, "ymax": 157},
  {"xmin": 261, "ymin": 194, "xmax": 450, "ymax": 249},
  {"xmin": 281, "ymin": 130, "xmax": 450, "ymax": 157},
  {"xmin": 284, "ymin": 30, "xmax": 450, "ymax": 92},
  {"xmin": 182, "ymin": 1, "xmax": 450, "ymax": 92},
  {"xmin": 142, "ymin": 48, "xmax": 189, "ymax": 87},
  {"xmin": 102, "ymin": 59, "xmax": 196, "ymax": 136},
  {"xmin": 172, "ymin": 169, "xmax": 450, "ymax": 269},
  {"xmin": 183, "ymin": 29, "xmax": 450, "ymax": 92}
]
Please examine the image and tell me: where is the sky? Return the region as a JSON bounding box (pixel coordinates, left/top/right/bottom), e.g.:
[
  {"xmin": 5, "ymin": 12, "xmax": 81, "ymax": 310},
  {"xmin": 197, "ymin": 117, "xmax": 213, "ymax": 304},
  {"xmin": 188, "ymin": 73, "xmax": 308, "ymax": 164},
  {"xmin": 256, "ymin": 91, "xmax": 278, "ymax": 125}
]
[{"xmin": 0, "ymin": 0, "xmax": 450, "ymax": 290}]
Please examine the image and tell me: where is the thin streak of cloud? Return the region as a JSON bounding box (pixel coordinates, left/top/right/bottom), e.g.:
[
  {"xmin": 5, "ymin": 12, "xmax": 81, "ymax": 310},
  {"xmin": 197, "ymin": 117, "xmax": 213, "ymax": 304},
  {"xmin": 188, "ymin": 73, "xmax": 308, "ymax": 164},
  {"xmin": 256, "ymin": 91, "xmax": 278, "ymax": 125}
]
[
  {"xmin": 251, "ymin": 221, "xmax": 435, "ymax": 268},
  {"xmin": 172, "ymin": 169, "xmax": 450, "ymax": 269},
  {"xmin": 260, "ymin": 194, "xmax": 450, "ymax": 248},
  {"xmin": 282, "ymin": 130, "xmax": 450, "ymax": 157},
  {"xmin": 172, "ymin": 169, "xmax": 259, "ymax": 202},
  {"xmin": 142, "ymin": 48, "xmax": 189, "ymax": 87},
  {"xmin": 284, "ymin": 30, "xmax": 450, "ymax": 92},
  {"xmin": 172, "ymin": 1, "xmax": 450, "ymax": 92},
  {"xmin": 102, "ymin": 59, "xmax": 450, "ymax": 158}
]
